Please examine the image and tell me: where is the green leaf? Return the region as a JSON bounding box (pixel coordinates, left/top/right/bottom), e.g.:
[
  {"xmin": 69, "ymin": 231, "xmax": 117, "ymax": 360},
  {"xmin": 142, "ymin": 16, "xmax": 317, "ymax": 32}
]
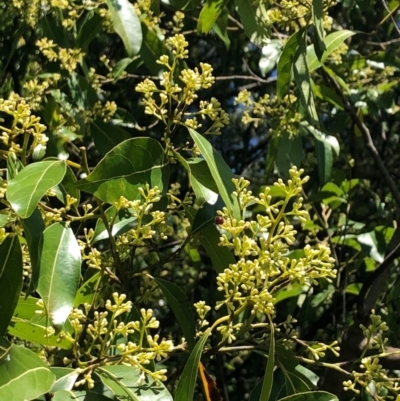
[
  {"xmin": 0, "ymin": 236, "xmax": 23, "ymax": 336},
  {"xmin": 90, "ymin": 120, "xmax": 131, "ymax": 156},
  {"xmin": 50, "ymin": 368, "xmax": 79, "ymax": 392},
  {"xmin": 235, "ymin": 0, "xmax": 269, "ymax": 46},
  {"xmin": 307, "ymin": 30, "xmax": 356, "ymax": 72},
  {"xmin": 293, "ymin": 34, "xmax": 319, "ymax": 124},
  {"xmin": 92, "ymin": 206, "xmax": 137, "ymax": 244},
  {"xmin": 112, "ymin": 57, "xmax": 136, "ymax": 80},
  {"xmin": 0, "ymin": 345, "xmax": 55, "ymax": 401},
  {"xmin": 76, "ymin": 137, "xmax": 170, "ymax": 204},
  {"xmin": 303, "ymin": 123, "xmax": 340, "ymax": 155},
  {"xmin": 276, "ymin": 133, "xmax": 304, "ymax": 179},
  {"xmin": 277, "ymin": 30, "xmax": 303, "ymax": 99},
  {"xmin": 37, "ymin": 223, "xmax": 81, "ymax": 328},
  {"xmin": 174, "ymin": 151, "xmax": 218, "ymax": 206},
  {"xmin": 175, "ymin": 329, "xmax": 211, "ymax": 401},
  {"xmin": 277, "ymin": 391, "xmax": 338, "ymax": 401},
  {"xmin": 212, "ymin": 8, "xmax": 231, "ymax": 49},
  {"xmin": 315, "ymin": 139, "xmax": 333, "ymax": 184},
  {"xmin": 76, "ymin": 12, "xmax": 103, "ymax": 51},
  {"xmin": 154, "ymin": 278, "xmax": 196, "ymax": 349},
  {"xmin": 74, "ymin": 272, "xmax": 105, "ymax": 307},
  {"xmin": 139, "ymin": 24, "xmax": 168, "ymax": 76},
  {"xmin": 22, "ymin": 209, "xmax": 46, "ymax": 295},
  {"xmin": 7, "ymin": 152, "xmax": 24, "ymax": 180},
  {"xmin": 188, "ymin": 128, "xmax": 240, "ymax": 220},
  {"xmin": 107, "ymin": 0, "xmax": 143, "ymax": 57},
  {"xmin": 54, "ymin": 164, "xmax": 81, "ymax": 205},
  {"xmin": 9, "ymin": 297, "xmax": 74, "ymax": 349},
  {"xmin": 259, "ymin": 40, "xmax": 283, "ymax": 77},
  {"xmin": 312, "ymin": 0, "xmax": 326, "ymax": 60},
  {"xmin": 197, "ymin": 0, "xmax": 230, "ymax": 34},
  {"xmin": 96, "ymin": 365, "xmax": 173, "ymax": 401},
  {"xmin": 7, "ymin": 160, "xmax": 67, "ymax": 219},
  {"xmin": 192, "ymin": 198, "xmax": 224, "ymax": 234},
  {"xmin": 53, "ymin": 390, "xmax": 114, "ymax": 401},
  {"xmin": 259, "ymin": 318, "xmax": 275, "ymax": 401}
]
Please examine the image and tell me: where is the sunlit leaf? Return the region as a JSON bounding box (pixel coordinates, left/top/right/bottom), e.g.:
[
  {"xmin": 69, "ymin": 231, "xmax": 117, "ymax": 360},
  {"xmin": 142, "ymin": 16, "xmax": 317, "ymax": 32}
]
[
  {"xmin": 235, "ymin": 0, "xmax": 269, "ymax": 46},
  {"xmin": 197, "ymin": 0, "xmax": 230, "ymax": 34},
  {"xmin": 277, "ymin": 391, "xmax": 338, "ymax": 401},
  {"xmin": 312, "ymin": 0, "xmax": 326, "ymax": 60},
  {"xmin": 188, "ymin": 128, "xmax": 240, "ymax": 219},
  {"xmin": 175, "ymin": 329, "xmax": 211, "ymax": 401},
  {"xmin": 107, "ymin": 0, "xmax": 142, "ymax": 57},
  {"xmin": 76, "ymin": 137, "xmax": 170, "ymax": 204},
  {"xmin": 96, "ymin": 365, "xmax": 173, "ymax": 401},
  {"xmin": 37, "ymin": 223, "xmax": 81, "ymax": 328},
  {"xmin": 307, "ymin": 30, "xmax": 355, "ymax": 72},
  {"xmin": 0, "ymin": 345, "xmax": 55, "ymax": 401},
  {"xmin": 7, "ymin": 160, "xmax": 66, "ymax": 219},
  {"xmin": 277, "ymin": 30, "xmax": 303, "ymax": 99}
]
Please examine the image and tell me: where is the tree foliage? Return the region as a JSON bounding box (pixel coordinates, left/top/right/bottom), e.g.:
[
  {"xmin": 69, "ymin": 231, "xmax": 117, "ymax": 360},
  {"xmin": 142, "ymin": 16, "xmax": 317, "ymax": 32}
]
[{"xmin": 0, "ymin": 0, "xmax": 400, "ymax": 400}]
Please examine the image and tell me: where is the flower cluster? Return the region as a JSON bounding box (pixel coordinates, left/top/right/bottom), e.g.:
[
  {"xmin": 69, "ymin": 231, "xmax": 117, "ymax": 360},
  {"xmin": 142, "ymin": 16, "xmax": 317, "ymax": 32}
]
[
  {"xmin": 69, "ymin": 293, "xmax": 174, "ymax": 388},
  {"xmin": 135, "ymin": 34, "xmax": 230, "ymax": 139},
  {"xmin": 0, "ymin": 94, "xmax": 49, "ymax": 158},
  {"xmin": 36, "ymin": 37, "xmax": 85, "ymax": 73},
  {"xmin": 195, "ymin": 168, "xmax": 337, "ymax": 344},
  {"xmin": 235, "ymin": 90, "xmax": 302, "ymax": 137}
]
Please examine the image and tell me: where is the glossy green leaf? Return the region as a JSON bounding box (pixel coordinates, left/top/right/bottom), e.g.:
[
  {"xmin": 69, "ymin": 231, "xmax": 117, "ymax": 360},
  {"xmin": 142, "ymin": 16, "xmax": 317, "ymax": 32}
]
[
  {"xmin": 154, "ymin": 278, "xmax": 196, "ymax": 349},
  {"xmin": 7, "ymin": 152, "xmax": 24, "ymax": 180},
  {"xmin": 293, "ymin": 35, "xmax": 319, "ymax": 124},
  {"xmin": 107, "ymin": 0, "xmax": 142, "ymax": 57},
  {"xmin": 307, "ymin": 30, "xmax": 356, "ymax": 72},
  {"xmin": 0, "ymin": 236, "xmax": 23, "ymax": 336},
  {"xmin": 54, "ymin": 164, "xmax": 81, "ymax": 205},
  {"xmin": 312, "ymin": 0, "xmax": 326, "ymax": 60},
  {"xmin": 76, "ymin": 12, "xmax": 103, "ymax": 51},
  {"xmin": 259, "ymin": 318, "xmax": 275, "ymax": 401},
  {"xmin": 184, "ymin": 205, "xmax": 235, "ymax": 274},
  {"xmin": 0, "ymin": 344, "xmax": 55, "ymax": 401},
  {"xmin": 37, "ymin": 223, "xmax": 81, "ymax": 328},
  {"xmin": 197, "ymin": 0, "xmax": 230, "ymax": 34},
  {"xmin": 277, "ymin": 30, "xmax": 303, "ymax": 99},
  {"xmin": 192, "ymin": 198, "xmax": 224, "ymax": 234},
  {"xmin": 50, "ymin": 368, "xmax": 79, "ymax": 392},
  {"xmin": 278, "ymin": 391, "xmax": 338, "ymax": 401},
  {"xmin": 22, "ymin": 209, "xmax": 46, "ymax": 294},
  {"xmin": 175, "ymin": 329, "xmax": 211, "ymax": 401},
  {"xmin": 112, "ymin": 57, "xmax": 136, "ymax": 79},
  {"xmin": 276, "ymin": 133, "xmax": 304, "ymax": 179},
  {"xmin": 212, "ymin": 8, "xmax": 230, "ymax": 49},
  {"xmin": 315, "ymin": 139, "xmax": 333, "ymax": 184},
  {"xmin": 174, "ymin": 151, "xmax": 218, "ymax": 205},
  {"xmin": 259, "ymin": 40, "xmax": 283, "ymax": 76},
  {"xmin": 92, "ymin": 206, "xmax": 137, "ymax": 244},
  {"xmin": 235, "ymin": 0, "xmax": 269, "ymax": 46},
  {"xmin": 7, "ymin": 160, "xmax": 66, "ymax": 219},
  {"xmin": 140, "ymin": 24, "xmax": 168, "ymax": 76},
  {"xmin": 10, "ymin": 298, "xmax": 75, "ymax": 349},
  {"xmin": 90, "ymin": 120, "xmax": 131, "ymax": 156},
  {"xmin": 0, "ymin": 214, "xmax": 9, "ymax": 228},
  {"xmin": 53, "ymin": 390, "xmax": 114, "ymax": 401},
  {"xmin": 188, "ymin": 128, "xmax": 240, "ymax": 220},
  {"xmin": 303, "ymin": 123, "xmax": 340, "ymax": 155},
  {"xmin": 96, "ymin": 365, "xmax": 173, "ymax": 401},
  {"xmin": 76, "ymin": 137, "xmax": 169, "ymax": 204}
]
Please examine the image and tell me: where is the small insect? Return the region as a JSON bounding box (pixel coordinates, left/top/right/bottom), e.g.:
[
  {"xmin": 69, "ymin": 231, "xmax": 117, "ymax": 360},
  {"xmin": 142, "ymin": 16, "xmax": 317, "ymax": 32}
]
[{"xmin": 215, "ymin": 216, "xmax": 224, "ymax": 225}]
